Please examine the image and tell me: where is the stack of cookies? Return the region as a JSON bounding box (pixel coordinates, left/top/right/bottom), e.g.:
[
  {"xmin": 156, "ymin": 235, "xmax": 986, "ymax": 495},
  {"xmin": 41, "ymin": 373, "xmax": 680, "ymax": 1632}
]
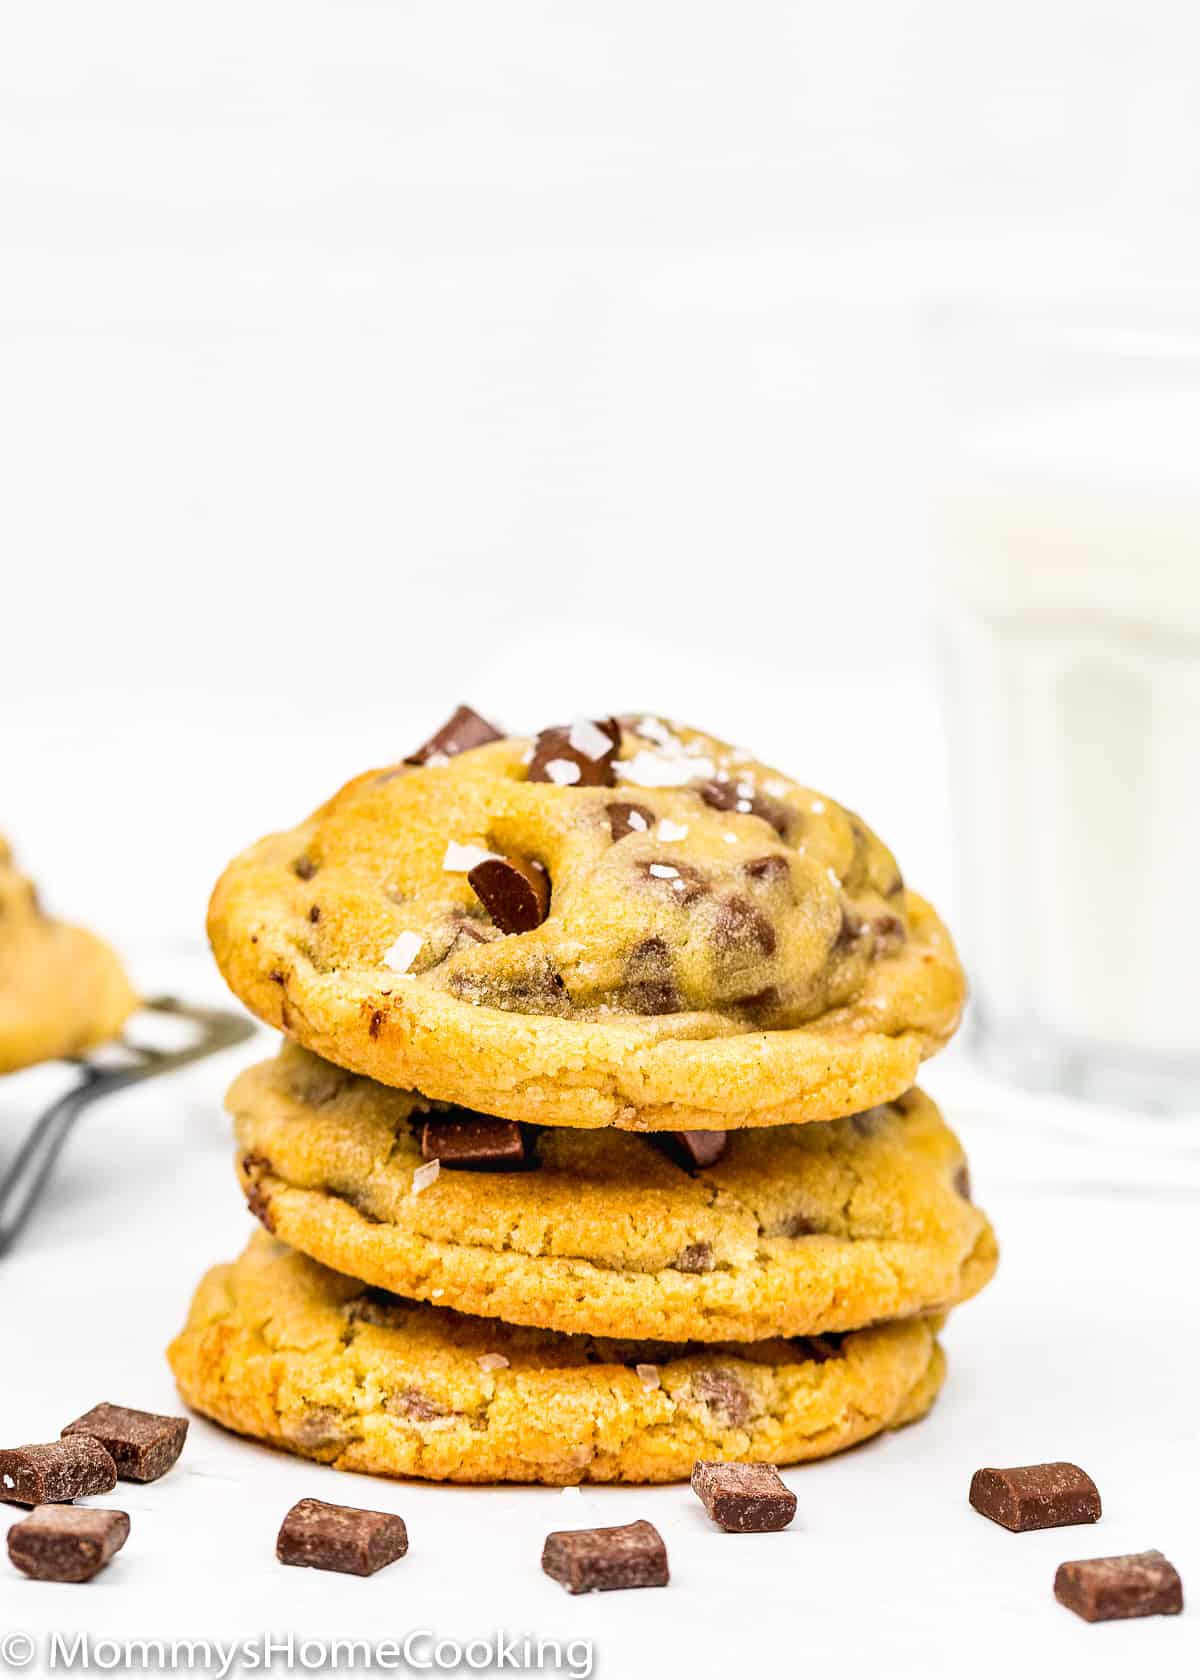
[{"xmin": 169, "ymin": 711, "xmax": 996, "ymax": 1484}]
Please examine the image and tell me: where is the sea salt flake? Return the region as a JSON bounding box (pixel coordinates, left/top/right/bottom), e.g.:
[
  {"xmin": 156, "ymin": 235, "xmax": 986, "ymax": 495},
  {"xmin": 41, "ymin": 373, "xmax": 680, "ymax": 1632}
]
[
  {"xmin": 431, "ymin": 1288, "xmax": 445, "ymax": 1298},
  {"xmin": 656, "ymin": 819, "xmax": 689, "ymax": 842},
  {"xmin": 637, "ymin": 716, "xmax": 673, "ymax": 746},
  {"xmin": 626, "ymin": 810, "xmax": 649, "ymax": 833},
  {"xmin": 568, "ymin": 718, "xmax": 614, "ymax": 760},
  {"xmin": 477, "ymin": 1353, "xmax": 510, "ymax": 1373},
  {"xmin": 723, "ymin": 833, "xmax": 738, "ymax": 844},
  {"xmin": 382, "ymin": 930, "xmax": 422, "ymax": 973},
  {"xmin": 648, "ymin": 864, "xmax": 679, "ymax": 880},
  {"xmin": 424, "ymin": 750, "xmax": 450, "ymax": 768},
  {"xmin": 443, "ymin": 841, "xmax": 498, "ymax": 872},
  {"xmin": 411, "ymin": 1160, "xmax": 441, "ymax": 1195},
  {"xmin": 735, "ymin": 799, "xmax": 752, "ymax": 813},
  {"xmin": 827, "ymin": 867, "xmax": 841, "ymax": 888},
  {"xmin": 619, "ymin": 750, "xmax": 714, "ymax": 788},
  {"xmin": 810, "ymin": 799, "xmax": 826, "ymax": 815},
  {"xmin": 544, "ymin": 757, "xmax": 582, "ymax": 786},
  {"xmin": 636, "ymin": 1363, "xmax": 660, "ymax": 1391}
]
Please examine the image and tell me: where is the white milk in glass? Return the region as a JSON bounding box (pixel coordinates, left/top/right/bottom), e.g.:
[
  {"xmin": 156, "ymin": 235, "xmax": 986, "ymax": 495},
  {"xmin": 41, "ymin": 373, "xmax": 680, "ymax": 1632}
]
[{"xmin": 936, "ymin": 387, "xmax": 1200, "ymax": 1110}]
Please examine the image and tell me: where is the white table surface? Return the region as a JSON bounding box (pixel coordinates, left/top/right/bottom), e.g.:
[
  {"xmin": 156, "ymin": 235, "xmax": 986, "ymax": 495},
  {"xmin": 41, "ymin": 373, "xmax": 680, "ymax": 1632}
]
[{"xmin": 2, "ymin": 945, "xmax": 1197, "ymax": 1680}]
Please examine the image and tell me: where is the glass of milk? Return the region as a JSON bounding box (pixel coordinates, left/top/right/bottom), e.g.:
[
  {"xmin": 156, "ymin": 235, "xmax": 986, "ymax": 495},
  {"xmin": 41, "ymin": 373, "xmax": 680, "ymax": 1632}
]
[{"xmin": 929, "ymin": 303, "xmax": 1200, "ymax": 1115}]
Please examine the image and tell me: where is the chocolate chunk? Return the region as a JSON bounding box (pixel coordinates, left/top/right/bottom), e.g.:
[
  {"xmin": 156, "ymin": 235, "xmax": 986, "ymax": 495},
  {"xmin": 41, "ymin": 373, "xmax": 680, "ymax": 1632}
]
[
  {"xmin": 669, "ymin": 1130, "xmax": 728, "ymax": 1169},
  {"xmin": 795, "ymin": 1335, "xmax": 842, "ymax": 1362},
  {"xmin": 528, "ymin": 718, "xmax": 620, "ymax": 788},
  {"xmin": 691, "ymin": 1461, "xmax": 797, "ymax": 1533},
  {"xmin": 954, "ymin": 1163, "xmax": 972, "ymax": 1201},
  {"xmin": 607, "ymin": 801, "xmax": 654, "ymax": 841},
  {"xmin": 713, "ymin": 894, "xmax": 776, "ymax": 955},
  {"xmin": 244, "ymin": 1175, "xmax": 277, "ymax": 1234},
  {"xmin": 636, "ymin": 859, "xmax": 708, "ymax": 904},
  {"xmin": 870, "ymin": 912, "xmax": 906, "ymax": 956},
  {"xmin": 695, "ymin": 779, "xmax": 791, "ymax": 836},
  {"xmin": 675, "ymin": 1242, "xmax": 715, "ymax": 1273},
  {"xmin": 1054, "ymin": 1550, "xmax": 1183, "ymax": 1623},
  {"xmin": 7, "ymin": 1505, "xmax": 130, "ymax": 1582},
  {"xmin": 970, "ymin": 1463, "xmax": 1101, "ymax": 1532},
  {"xmin": 277, "ymin": 1497, "xmax": 409, "ymax": 1577},
  {"xmin": 384, "ymin": 1389, "xmax": 449, "ymax": 1422},
  {"xmin": 62, "ymin": 1405, "xmax": 188, "ymax": 1485},
  {"xmin": 621, "ymin": 935, "xmax": 680, "ymax": 1015},
  {"xmin": 743, "ymin": 854, "xmax": 792, "ymax": 887},
  {"xmin": 293, "ymin": 856, "xmax": 317, "ymax": 880},
  {"xmin": 0, "ymin": 1439, "xmax": 117, "ymax": 1506},
  {"xmin": 406, "ymin": 705, "xmax": 503, "ymax": 766},
  {"xmin": 690, "ymin": 1369, "xmax": 750, "ymax": 1426},
  {"xmin": 541, "ymin": 1520, "xmax": 669, "ymax": 1594},
  {"xmin": 468, "ymin": 855, "xmax": 550, "ymax": 934},
  {"xmin": 421, "ymin": 1113, "xmax": 527, "ymax": 1170}
]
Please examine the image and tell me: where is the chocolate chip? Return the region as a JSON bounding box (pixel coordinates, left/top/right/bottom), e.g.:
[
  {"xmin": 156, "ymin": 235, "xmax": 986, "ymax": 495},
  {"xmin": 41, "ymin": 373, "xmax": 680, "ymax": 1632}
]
[
  {"xmin": 467, "ymin": 855, "xmax": 550, "ymax": 935},
  {"xmin": 871, "ymin": 912, "xmax": 907, "ymax": 956},
  {"xmin": 954, "ymin": 1163, "xmax": 972, "ymax": 1201},
  {"xmin": 541, "ymin": 1520, "xmax": 669, "ymax": 1594},
  {"xmin": 1054, "ymin": 1550, "xmax": 1183, "ymax": 1623},
  {"xmin": 794, "ymin": 1335, "xmax": 842, "ymax": 1362},
  {"xmin": 667, "ymin": 1130, "xmax": 728, "ymax": 1169},
  {"xmin": 528, "ymin": 718, "xmax": 620, "ymax": 788},
  {"xmin": 675, "ymin": 1242, "xmax": 715, "ymax": 1274},
  {"xmin": 277, "ymin": 1498, "xmax": 409, "ymax": 1577},
  {"xmin": 607, "ymin": 801, "xmax": 654, "ymax": 841},
  {"xmin": 384, "ymin": 1389, "xmax": 449, "ymax": 1422},
  {"xmin": 0, "ymin": 1439, "xmax": 117, "ymax": 1506},
  {"xmin": 690, "ymin": 1369, "xmax": 750, "ymax": 1427},
  {"xmin": 369, "ymin": 1009, "xmax": 384, "ymax": 1039},
  {"xmin": 713, "ymin": 894, "xmax": 776, "ymax": 955},
  {"xmin": 345, "ymin": 1291, "xmax": 409, "ymax": 1330},
  {"xmin": 691, "ymin": 1461, "xmax": 797, "ymax": 1533},
  {"xmin": 308, "ymin": 904, "xmax": 321, "ymax": 923},
  {"xmin": 61, "ymin": 1405, "xmax": 188, "ymax": 1485},
  {"xmin": 970, "ymin": 1463, "xmax": 1101, "ymax": 1532},
  {"xmin": 7, "ymin": 1506, "xmax": 130, "ymax": 1583},
  {"xmin": 770, "ymin": 1211, "xmax": 818, "ymax": 1238},
  {"xmin": 288, "ymin": 1409, "xmax": 348, "ymax": 1451},
  {"xmin": 405, "ymin": 705, "xmax": 503, "ymax": 766},
  {"xmin": 420, "ymin": 1113, "xmax": 527, "ymax": 1170},
  {"xmin": 636, "ymin": 859, "xmax": 708, "ymax": 904},
  {"xmin": 293, "ymin": 856, "xmax": 317, "ymax": 880},
  {"xmin": 695, "ymin": 779, "xmax": 791, "ymax": 836},
  {"xmin": 743, "ymin": 854, "xmax": 792, "ymax": 887},
  {"xmin": 621, "ymin": 936, "xmax": 680, "ymax": 1015},
  {"xmin": 243, "ymin": 1166, "xmax": 277, "ymax": 1232}
]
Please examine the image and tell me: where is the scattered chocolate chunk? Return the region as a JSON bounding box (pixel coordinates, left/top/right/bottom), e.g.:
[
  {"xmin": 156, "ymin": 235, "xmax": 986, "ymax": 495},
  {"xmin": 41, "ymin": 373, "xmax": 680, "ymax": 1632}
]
[
  {"xmin": 1054, "ymin": 1550, "xmax": 1183, "ymax": 1623},
  {"xmin": 7, "ymin": 1505, "xmax": 130, "ymax": 1582},
  {"xmin": 970, "ymin": 1463, "xmax": 1101, "ymax": 1532},
  {"xmin": 675, "ymin": 1242, "xmax": 715, "ymax": 1273},
  {"xmin": 541, "ymin": 1520, "xmax": 669, "ymax": 1594},
  {"xmin": 743, "ymin": 854, "xmax": 792, "ymax": 887},
  {"xmin": 421, "ymin": 1113, "xmax": 527, "ymax": 1170},
  {"xmin": 690, "ymin": 1370, "xmax": 750, "ymax": 1427},
  {"xmin": 621, "ymin": 936, "xmax": 680, "ymax": 1015},
  {"xmin": 405, "ymin": 705, "xmax": 503, "ymax": 766},
  {"xmin": 528, "ymin": 718, "xmax": 620, "ymax": 788},
  {"xmin": 691, "ymin": 1462, "xmax": 797, "ymax": 1533},
  {"xmin": 292, "ymin": 856, "xmax": 317, "ymax": 880},
  {"xmin": 607, "ymin": 800, "xmax": 654, "ymax": 841},
  {"xmin": 669, "ymin": 1130, "xmax": 728, "ymax": 1169},
  {"xmin": 244, "ymin": 1175, "xmax": 277, "ymax": 1234},
  {"xmin": 637, "ymin": 859, "xmax": 708, "ymax": 904},
  {"xmin": 61, "ymin": 1404, "xmax": 188, "ymax": 1485},
  {"xmin": 0, "ymin": 1439, "xmax": 117, "ymax": 1506},
  {"xmin": 308, "ymin": 904, "xmax": 320, "ymax": 923},
  {"xmin": 734, "ymin": 986, "xmax": 780, "ymax": 1015},
  {"xmin": 468, "ymin": 855, "xmax": 550, "ymax": 934},
  {"xmin": 384, "ymin": 1389, "xmax": 448, "ymax": 1422},
  {"xmin": 954, "ymin": 1163, "xmax": 972, "ymax": 1201},
  {"xmin": 870, "ymin": 912, "xmax": 906, "ymax": 956},
  {"xmin": 277, "ymin": 1498, "xmax": 409, "ymax": 1577},
  {"xmin": 695, "ymin": 779, "xmax": 791, "ymax": 837}
]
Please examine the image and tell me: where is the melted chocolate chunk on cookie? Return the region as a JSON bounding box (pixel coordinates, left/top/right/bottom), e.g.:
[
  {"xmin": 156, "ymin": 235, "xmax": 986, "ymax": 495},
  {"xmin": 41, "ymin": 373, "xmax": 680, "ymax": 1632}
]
[
  {"xmin": 794, "ymin": 1334, "xmax": 842, "ymax": 1362},
  {"xmin": 675, "ymin": 1242, "xmax": 716, "ymax": 1274},
  {"xmin": 667, "ymin": 1130, "xmax": 728, "ymax": 1170},
  {"xmin": 528, "ymin": 717, "xmax": 621, "ymax": 787},
  {"xmin": 384, "ymin": 1388, "xmax": 449, "ymax": 1422},
  {"xmin": 345, "ymin": 1291, "xmax": 408, "ymax": 1330},
  {"xmin": 695, "ymin": 778, "xmax": 792, "ymax": 837},
  {"xmin": 743, "ymin": 853, "xmax": 792, "ymax": 889},
  {"xmin": 712, "ymin": 894, "xmax": 776, "ymax": 956},
  {"xmin": 690, "ymin": 1369, "xmax": 750, "ymax": 1427},
  {"xmin": 621, "ymin": 936, "xmax": 680, "ymax": 1015},
  {"xmin": 288, "ymin": 1408, "xmax": 349, "ymax": 1452},
  {"xmin": 420, "ymin": 1112, "xmax": 527, "ymax": 1170},
  {"xmin": 636, "ymin": 859, "xmax": 708, "ymax": 904},
  {"xmin": 607, "ymin": 800, "xmax": 654, "ymax": 841},
  {"xmin": 954, "ymin": 1163, "xmax": 972, "ymax": 1201},
  {"xmin": 467, "ymin": 855, "xmax": 550, "ymax": 935},
  {"xmin": 405, "ymin": 705, "xmax": 503, "ymax": 766},
  {"xmin": 292, "ymin": 855, "xmax": 318, "ymax": 880},
  {"xmin": 871, "ymin": 912, "xmax": 906, "ymax": 956}
]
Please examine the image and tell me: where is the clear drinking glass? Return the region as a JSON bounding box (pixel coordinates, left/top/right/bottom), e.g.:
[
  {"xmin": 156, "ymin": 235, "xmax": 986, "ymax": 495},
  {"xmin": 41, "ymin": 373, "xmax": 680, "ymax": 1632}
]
[{"xmin": 927, "ymin": 301, "xmax": 1200, "ymax": 1116}]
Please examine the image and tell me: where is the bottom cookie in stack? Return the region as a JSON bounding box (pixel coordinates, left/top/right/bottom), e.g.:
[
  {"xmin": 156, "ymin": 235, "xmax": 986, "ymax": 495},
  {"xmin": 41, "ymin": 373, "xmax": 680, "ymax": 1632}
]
[{"xmin": 168, "ymin": 1233, "xmax": 947, "ymax": 1485}]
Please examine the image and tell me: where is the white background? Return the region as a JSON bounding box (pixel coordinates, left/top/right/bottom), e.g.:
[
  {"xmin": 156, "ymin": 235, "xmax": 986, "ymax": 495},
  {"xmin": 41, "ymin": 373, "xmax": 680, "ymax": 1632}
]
[{"xmin": 2, "ymin": 5, "xmax": 1199, "ymax": 1675}]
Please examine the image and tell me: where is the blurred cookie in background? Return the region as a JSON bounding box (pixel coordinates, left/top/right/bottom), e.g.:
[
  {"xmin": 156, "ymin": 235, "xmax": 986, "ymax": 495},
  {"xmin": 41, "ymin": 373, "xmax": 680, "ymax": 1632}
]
[{"xmin": 0, "ymin": 835, "xmax": 138, "ymax": 1074}]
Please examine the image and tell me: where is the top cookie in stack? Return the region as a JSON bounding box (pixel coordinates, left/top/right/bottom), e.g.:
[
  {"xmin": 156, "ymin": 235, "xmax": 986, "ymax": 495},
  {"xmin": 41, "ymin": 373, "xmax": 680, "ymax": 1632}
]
[{"xmin": 208, "ymin": 709, "xmax": 964, "ymax": 1130}]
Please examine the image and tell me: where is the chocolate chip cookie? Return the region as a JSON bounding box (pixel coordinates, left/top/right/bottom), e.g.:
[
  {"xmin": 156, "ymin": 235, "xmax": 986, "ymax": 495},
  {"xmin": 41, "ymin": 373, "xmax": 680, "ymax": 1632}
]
[
  {"xmin": 0, "ymin": 837, "xmax": 137, "ymax": 1074},
  {"xmin": 230, "ymin": 1045, "xmax": 996, "ymax": 1342},
  {"xmin": 167, "ymin": 1233, "xmax": 947, "ymax": 1485},
  {"xmin": 207, "ymin": 713, "xmax": 965, "ymax": 1129}
]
